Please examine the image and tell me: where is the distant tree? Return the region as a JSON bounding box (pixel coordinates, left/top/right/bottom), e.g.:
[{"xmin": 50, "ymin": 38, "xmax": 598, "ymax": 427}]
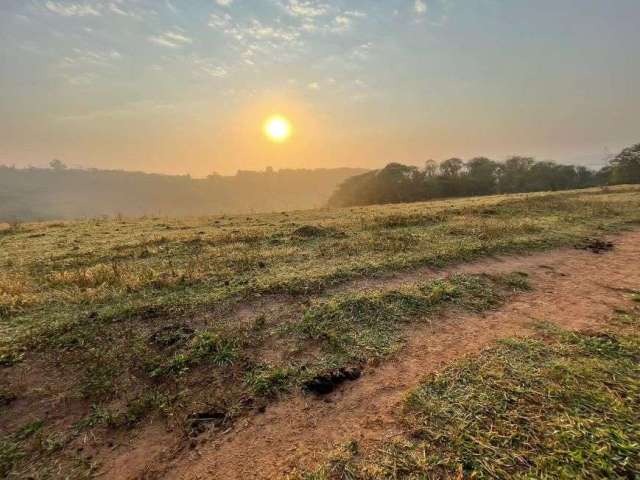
[
  {"xmin": 554, "ymin": 164, "xmax": 580, "ymax": 190},
  {"xmin": 609, "ymin": 143, "xmax": 640, "ymax": 184},
  {"xmin": 575, "ymin": 166, "xmax": 596, "ymax": 188},
  {"xmin": 375, "ymin": 163, "xmax": 422, "ymax": 203},
  {"xmin": 527, "ymin": 161, "xmax": 559, "ymax": 191},
  {"xmin": 328, "ymin": 170, "xmax": 378, "ymax": 207},
  {"xmin": 49, "ymin": 159, "xmax": 67, "ymax": 171},
  {"xmin": 466, "ymin": 157, "xmax": 498, "ymax": 195},
  {"xmin": 497, "ymin": 156, "xmax": 535, "ymax": 193},
  {"xmin": 436, "ymin": 158, "xmax": 465, "ymax": 197},
  {"xmin": 424, "ymin": 159, "xmax": 438, "ymax": 177},
  {"xmin": 439, "ymin": 158, "xmax": 464, "ymax": 177}
]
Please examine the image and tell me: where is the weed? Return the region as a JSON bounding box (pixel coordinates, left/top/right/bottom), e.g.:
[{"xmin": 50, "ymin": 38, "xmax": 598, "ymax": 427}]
[
  {"xmin": 245, "ymin": 365, "xmax": 298, "ymax": 397},
  {"xmin": 191, "ymin": 332, "xmax": 239, "ymax": 366},
  {"xmin": 496, "ymin": 271, "xmax": 532, "ymax": 291},
  {"xmin": 0, "ymin": 438, "xmax": 25, "ymax": 478},
  {"xmin": 149, "ymin": 331, "xmax": 239, "ymax": 377}
]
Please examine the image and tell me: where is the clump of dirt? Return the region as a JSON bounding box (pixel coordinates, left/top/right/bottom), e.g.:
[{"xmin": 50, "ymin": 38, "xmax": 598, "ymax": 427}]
[
  {"xmin": 575, "ymin": 238, "xmax": 614, "ymax": 254},
  {"xmin": 303, "ymin": 367, "xmax": 362, "ymax": 395},
  {"xmin": 186, "ymin": 410, "xmax": 227, "ymax": 436},
  {"xmin": 149, "ymin": 324, "xmax": 195, "ymax": 348}
]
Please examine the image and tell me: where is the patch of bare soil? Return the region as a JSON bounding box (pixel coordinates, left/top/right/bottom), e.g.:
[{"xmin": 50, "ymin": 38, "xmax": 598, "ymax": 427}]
[{"xmin": 149, "ymin": 231, "xmax": 640, "ymax": 480}]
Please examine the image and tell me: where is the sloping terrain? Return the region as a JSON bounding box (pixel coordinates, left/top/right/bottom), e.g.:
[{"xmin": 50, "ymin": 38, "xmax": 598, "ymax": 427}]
[
  {"xmin": 171, "ymin": 230, "xmax": 640, "ymax": 479},
  {"xmin": 1, "ymin": 186, "xmax": 640, "ymax": 479}
]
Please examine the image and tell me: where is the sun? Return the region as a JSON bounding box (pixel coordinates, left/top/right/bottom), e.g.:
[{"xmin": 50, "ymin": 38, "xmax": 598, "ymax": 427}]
[{"xmin": 263, "ymin": 115, "xmax": 292, "ymax": 143}]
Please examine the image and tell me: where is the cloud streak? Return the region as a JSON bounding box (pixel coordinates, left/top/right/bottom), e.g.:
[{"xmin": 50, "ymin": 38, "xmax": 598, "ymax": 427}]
[
  {"xmin": 149, "ymin": 30, "xmax": 193, "ymax": 48},
  {"xmin": 44, "ymin": 1, "xmax": 101, "ymax": 17}
]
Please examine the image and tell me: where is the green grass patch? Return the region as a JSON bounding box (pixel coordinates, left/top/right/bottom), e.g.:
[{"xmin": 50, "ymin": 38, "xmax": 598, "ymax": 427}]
[{"xmin": 285, "ymin": 274, "xmax": 513, "ymax": 365}]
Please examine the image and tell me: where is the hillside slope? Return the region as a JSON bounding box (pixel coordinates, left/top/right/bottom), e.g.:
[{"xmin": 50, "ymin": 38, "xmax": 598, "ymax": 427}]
[
  {"xmin": 0, "ymin": 166, "xmax": 366, "ymax": 221},
  {"xmin": 1, "ymin": 186, "xmax": 640, "ymax": 478}
]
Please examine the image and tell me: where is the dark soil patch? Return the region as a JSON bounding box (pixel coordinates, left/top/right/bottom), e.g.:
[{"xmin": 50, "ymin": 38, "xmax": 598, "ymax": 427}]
[
  {"xmin": 185, "ymin": 410, "xmax": 227, "ymax": 436},
  {"xmin": 149, "ymin": 324, "xmax": 195, "ymax": 348},
  {"xmin": 575, "ymin": 238, "xmax": 614, "ymax": 254},
  {"xmin": 0, "ymin": 390, "xmax": 17, "ymax": 406},
  {"xmin": 292, "ymin": 225, "xmax": 345, "ymax": 239},
  {"xmin": 303, "ymin": 367, "xmax": 362, "ymax": 395}
]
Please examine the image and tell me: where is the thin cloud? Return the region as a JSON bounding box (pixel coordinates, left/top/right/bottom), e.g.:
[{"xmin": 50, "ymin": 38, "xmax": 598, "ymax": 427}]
[
  {"xmin": 216, "ymin": 0, "xmax": 234, "ymax": 6},
  {"xmin": 43, "ymin": 1, "xmax": 143, "ymax": 18},
  {"xmin": 59, "ymin": 72, "xmax": 98, "ymax": 86},
  {"xmin": 108, "ymin": 1, "xmax": 141, "ymax": 18},
  {"xmin": 415, "ymin": 0, "xmax": 427, "ymax": 15},
  {"xmin": 191, "ymin": 54, "xmax": 228, "ymax": 78},
  {"xmin": 149, "ymin": 30, "xmax": 193, "ymax": 48},
  {"xmin": 208, "ymin": 13, "xmax": 233, "ymax": 30},
  {"xmin": 330, "ymin": 15, "xmax": 352, "ymax": 32},
  {"xmin": 44, "ymin": 1, "xmax": 101, "ymax": 17},
  {"xmin": 59, "ymin": 48, "xmax": 122, "ymax": 68},
  {"xmin": 209, "ymin": 15, "xmax": 300, "ymax": 43},
  {"xmin": 282, "ymin": 0, "xmax": 330, "ymax": 18}
]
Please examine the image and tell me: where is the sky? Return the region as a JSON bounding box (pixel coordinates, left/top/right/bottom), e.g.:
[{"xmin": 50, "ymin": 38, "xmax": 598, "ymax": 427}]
[{"xmin": 1, "ymin": 0, "xmax": 639, "ymax": 177}]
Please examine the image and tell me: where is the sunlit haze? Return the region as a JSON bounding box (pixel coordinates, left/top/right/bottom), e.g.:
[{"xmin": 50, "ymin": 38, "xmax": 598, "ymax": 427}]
[{"xmin": 1, "ymin": 0, "xmax": 639, "ymax": 176}]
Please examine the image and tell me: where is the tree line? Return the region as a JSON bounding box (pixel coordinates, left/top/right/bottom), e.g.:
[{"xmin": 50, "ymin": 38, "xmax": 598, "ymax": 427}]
[{"xmin": 328, "ymin": 143, "xmax": 640, "ymax": 207}]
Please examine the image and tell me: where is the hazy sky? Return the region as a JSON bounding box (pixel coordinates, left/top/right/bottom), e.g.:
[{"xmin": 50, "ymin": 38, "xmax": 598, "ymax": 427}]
[{"xmin": 1, "ymin": 0, "xmax": 639, "ymax": 176}]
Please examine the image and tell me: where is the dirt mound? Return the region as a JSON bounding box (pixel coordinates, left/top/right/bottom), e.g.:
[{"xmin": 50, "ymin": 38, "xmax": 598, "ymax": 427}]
[
  {"xmin": 303, "ymin": 367, "xmax": 362, "ymax": 395},
  {"xmin": 575, "ymin": 238, "xmax": 614, "ymax": 254}
]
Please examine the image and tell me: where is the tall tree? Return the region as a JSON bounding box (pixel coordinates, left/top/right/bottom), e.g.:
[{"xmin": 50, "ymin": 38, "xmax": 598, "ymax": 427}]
[
  {"xmin": 439, "ymin": 158, "xmax": 464, "ymax": 177},
  {"xmin": 609, "ymin": 143, "xmax": 640, "ymax": 184},
  {"xmin": 497, "ymin": 156, "xmax": 535, "ymax": 193}
]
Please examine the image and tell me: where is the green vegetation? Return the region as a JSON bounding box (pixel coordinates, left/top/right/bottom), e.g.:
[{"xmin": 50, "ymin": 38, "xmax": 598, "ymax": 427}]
[
  {"xmin": 1, "ymin": 186, "xmax": 640, "ymax": 477},
  {"xmin": 285, "ymin": 273, "xmax": 522, "ymax": 365},
  {"xmin": 304, "ymin": 311, "xmax": 640, "ymax": 479}
]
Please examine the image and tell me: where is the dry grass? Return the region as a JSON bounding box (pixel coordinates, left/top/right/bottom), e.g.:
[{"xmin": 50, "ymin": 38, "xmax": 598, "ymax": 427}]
[{"xmin": 1, "ymin": 186, "xmax": 640, "ymax": 477}]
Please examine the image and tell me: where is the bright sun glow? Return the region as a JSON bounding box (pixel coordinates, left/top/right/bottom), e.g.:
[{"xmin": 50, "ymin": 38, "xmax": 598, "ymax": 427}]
[{"xmin": 263, "ymin": 115, "xmax": 292, "ymax": 142}]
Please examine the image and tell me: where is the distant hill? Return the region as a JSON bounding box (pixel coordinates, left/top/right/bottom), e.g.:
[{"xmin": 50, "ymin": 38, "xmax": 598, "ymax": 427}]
[{"xmin": 0, "ymin": 165, "xmax": 367, "ymax": 221}]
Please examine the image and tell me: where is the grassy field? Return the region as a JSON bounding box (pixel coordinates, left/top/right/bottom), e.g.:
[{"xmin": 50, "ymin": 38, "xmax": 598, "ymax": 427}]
[
  {"xmin": 304, "ymin": 308, "xmax": 640, "ymax": 479},
  {"xmin": 2, "ymin": 186, "xmax": 640, "ymax": 477}
]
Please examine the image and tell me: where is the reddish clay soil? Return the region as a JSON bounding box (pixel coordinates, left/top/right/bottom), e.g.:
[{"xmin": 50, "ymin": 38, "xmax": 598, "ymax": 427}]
[
  {"xmin": 145, "ymin": 230, "xmax": 640, "ymax": 480},
  {"xmin": 72, "ymin": 230, "xmax": 640, "ymax": 480}
]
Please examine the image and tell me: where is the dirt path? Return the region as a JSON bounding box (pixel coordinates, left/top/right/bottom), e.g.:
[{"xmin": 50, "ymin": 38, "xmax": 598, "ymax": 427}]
[{"xmin": 153, "ymin": 230, "xmax": 640, "ymax": 480}]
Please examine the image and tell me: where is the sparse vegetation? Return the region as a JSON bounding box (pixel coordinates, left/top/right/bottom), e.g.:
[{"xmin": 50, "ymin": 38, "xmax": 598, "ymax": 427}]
[{"xmin": 303, "ymin": 311, "xmax": 640, "ymax": 479}]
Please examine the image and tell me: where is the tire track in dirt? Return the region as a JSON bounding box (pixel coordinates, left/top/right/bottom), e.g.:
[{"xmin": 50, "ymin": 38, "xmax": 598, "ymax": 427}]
[{"xmin": 160, "ymin": 230, "xmax": 640, "ymax": 480}]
